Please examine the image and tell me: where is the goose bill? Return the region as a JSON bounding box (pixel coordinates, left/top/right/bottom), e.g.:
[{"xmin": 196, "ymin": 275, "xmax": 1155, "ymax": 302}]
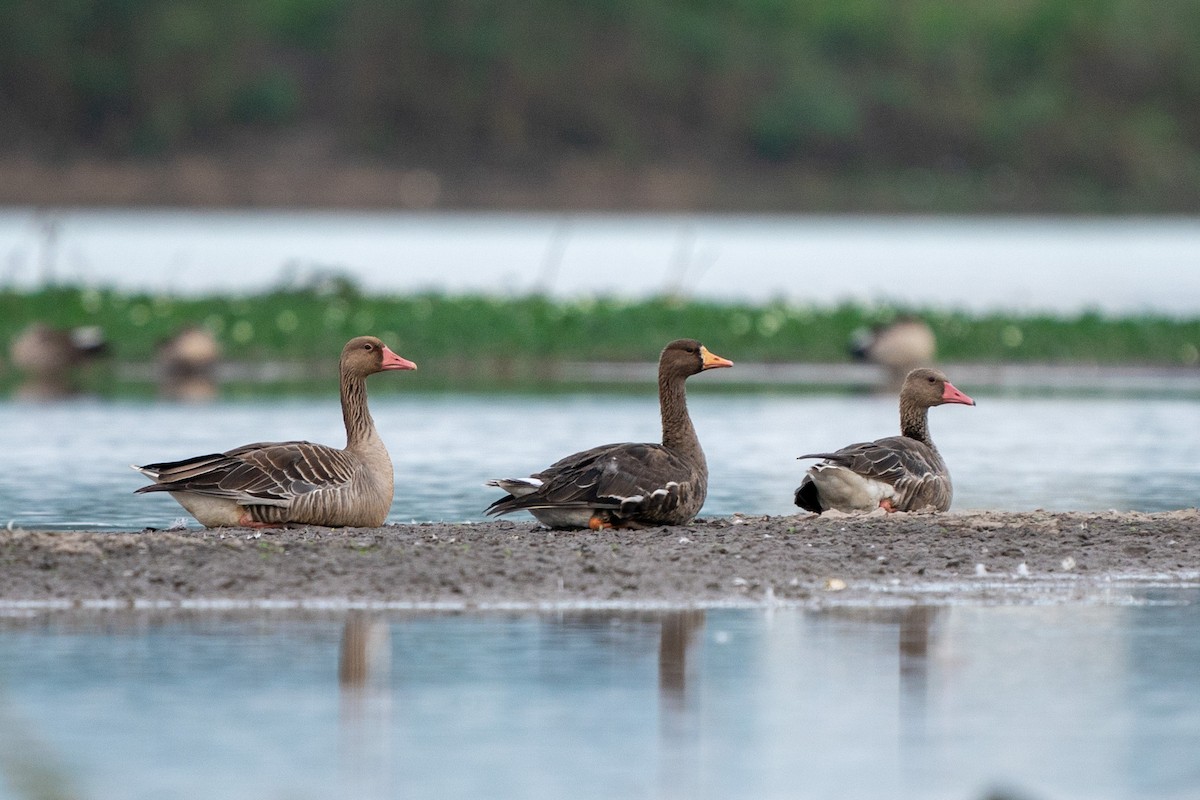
[
  {"xmin": 942, "ymin": 381, "xmax": 975, "ymax": 405},
  {"xmin": 700, "ymin": 346, "xmax": 734, "ymax": 370},
  {"xmin": 381, "ymin": 346, "xmax": 418, "ymax": 371}
]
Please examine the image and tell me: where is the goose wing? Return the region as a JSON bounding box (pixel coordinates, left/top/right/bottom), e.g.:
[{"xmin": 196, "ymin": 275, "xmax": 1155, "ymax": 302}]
[
  {"xmin": 134, "ymin": 440, "xmax": 359, "ymax": 506},
  {"xmin": 800, "ymin": 435, "xmax": 951, "ymax": 511},
  {"xmin": 487, "ymin": 442, "xmax": 702, "ymax": 520}
]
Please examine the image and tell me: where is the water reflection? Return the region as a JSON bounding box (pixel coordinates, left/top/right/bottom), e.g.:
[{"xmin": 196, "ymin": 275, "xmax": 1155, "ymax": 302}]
[
  {"xmin": 338, "ymin": 612, "xmax": 393, "ymax": 800},
  {"xmin": 2, "ymin": 600, "xmax": 1199, "ymax": 799},
  {"xmin": 658, "ymin": 610, "xmax": 704, "ymax": 712},
  {"xmin": 657, "ymin": 610, "xmax": 706, "ymax": 800},
  {"xmin": 0, "ymin": 692, "xmax": 80, "ymax": 800},
  {"xmin": 898, "ymin": 605, "xmax": 939, "ymax": 750}
]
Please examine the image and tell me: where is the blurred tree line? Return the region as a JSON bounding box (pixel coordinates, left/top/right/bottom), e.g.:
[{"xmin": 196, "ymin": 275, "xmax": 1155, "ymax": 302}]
[{"xmin": 2, "ymin": 0, "xmax": 1199, "ymax": 208}]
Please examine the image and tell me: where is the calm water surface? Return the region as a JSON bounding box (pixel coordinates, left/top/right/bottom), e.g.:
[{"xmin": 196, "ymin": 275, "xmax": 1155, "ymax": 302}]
[
  {"xmin": 1, "ymin": 601, "xmax": 1199, "ymax": 800},
  {"xmin": 1, "ymin": 391, "xmax": 1197, "ymax": 529},
  {"xmin": 3, "ymin": 210, "xmax": 1200, "ymax": 313}
]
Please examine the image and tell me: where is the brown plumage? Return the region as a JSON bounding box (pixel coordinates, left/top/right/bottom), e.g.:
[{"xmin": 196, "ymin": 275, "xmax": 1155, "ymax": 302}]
[
  {"xmin": 9, "ymin": 323, "xmax": 108, "ymax": 398},
  {"xmin": 133, "ymin": 336, "xmax": 416, "ymax": 528},
  {"xmin": 156, "ymin": 325, "xmax": 222, "ymax": 402},
  {"xmin": 9, "ymin": 323, "xmax": 107, "ymax": 376},
  {"xmin": 795, "ymin": 368, "xmax": 975, "ymax": 514},
  {"xmin": 485, "ymin": 339, "xmax": 734, "ymax": 529}
]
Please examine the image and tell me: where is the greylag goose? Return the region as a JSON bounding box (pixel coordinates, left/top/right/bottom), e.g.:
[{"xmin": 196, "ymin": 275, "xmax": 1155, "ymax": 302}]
[
  {"xmin": 10, "ymin": 323, "xmax": 107, "ymax": 374},
  {"xmin": 851, "ymin": 317, "xmax": 936, "ymax": 389},
  {"xmin": 794, "ymin": 367, "xmax": 974, "ymax": 513},
  {"xmin": 485, "ymin": 338, "xmax": 733, "ymax": 529},
  {"xmin": 9, "ymin": 323, "xmax": 108, "ymax": 398},
  {"xmin": 157, "ymin": 324, "xmax": 222, "ymax": 401},
  {"xmin": 133, "ymin": 336, "xmax": 416, "ymax": 528}
]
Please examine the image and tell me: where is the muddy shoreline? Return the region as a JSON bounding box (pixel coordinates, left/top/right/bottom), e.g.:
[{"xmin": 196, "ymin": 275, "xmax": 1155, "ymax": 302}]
[{"xmin": 2, "ymin": 510, "xmax": 1198, "ymax": 609}]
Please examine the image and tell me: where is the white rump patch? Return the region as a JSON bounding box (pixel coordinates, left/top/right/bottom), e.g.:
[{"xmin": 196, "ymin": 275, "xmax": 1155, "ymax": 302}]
[
  {"xmin": 807, "ymin": 464, "xmax": 896, "ymax": 512},
  {"xmin": 488, "ymin": 477, "xmax": 543, "ymax": 497},
  {"xmin": 529, "ymin": 508, "xmax": 597, "ymax": 529}
]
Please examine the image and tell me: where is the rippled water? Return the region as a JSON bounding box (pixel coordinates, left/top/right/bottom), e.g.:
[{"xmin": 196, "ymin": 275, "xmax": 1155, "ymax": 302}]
[
  {"xmin": 0, "ymin": 391, "xmax": 1197, "ymax": 530},
  {"xmin": 2, "ymin": 600, "xmax": 1199, "ymax": 800}
]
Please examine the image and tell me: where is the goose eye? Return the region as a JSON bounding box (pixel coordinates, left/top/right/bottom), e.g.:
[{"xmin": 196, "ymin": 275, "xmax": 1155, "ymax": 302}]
[
  {"xmin": 363, "ymin": 343, "xmax": 374, "ymax": 351},
  {"xmin": 927, "ymin": 376, "xmax": 936, "ymax": 383}
]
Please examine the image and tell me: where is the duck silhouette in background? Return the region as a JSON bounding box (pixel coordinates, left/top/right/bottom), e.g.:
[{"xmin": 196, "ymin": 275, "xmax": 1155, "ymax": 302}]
[
  {"xmin": 8, "ymin": 323, "xmax": 108, "ymax": 399},
  {"xmin": 850, "ymin": 316, "xmax": 936, "ymax": 390},
  {"xmin": 156, "ymin": 325, "xmax": 222, "ymax": 401}
]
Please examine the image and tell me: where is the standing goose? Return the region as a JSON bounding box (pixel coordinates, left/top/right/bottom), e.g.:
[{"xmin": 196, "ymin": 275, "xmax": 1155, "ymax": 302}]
[
  {"xmin": 794, "ymin": 367, "xmax": 974, "ymax": 513},
  {"xmin": 485, "ymin": 338, "xmax": 733, "ymax": 529},
  {"xmin": 133, "ymin": 336, "xmax": 416, "ymax": 528}
]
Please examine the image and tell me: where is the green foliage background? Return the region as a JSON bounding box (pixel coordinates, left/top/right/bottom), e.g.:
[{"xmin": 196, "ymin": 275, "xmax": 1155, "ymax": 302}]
[
  {"xmin": 2, "ymin": 0, "xmax": 1200, "ymax": 209},
  {"xmin": 3, "ymin": 285, "xmax": 1197, "ymax": 392}
]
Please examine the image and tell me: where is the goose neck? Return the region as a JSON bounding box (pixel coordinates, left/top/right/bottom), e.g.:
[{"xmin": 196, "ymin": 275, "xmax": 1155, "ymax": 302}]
[
  {"xmin": 341, "ymin": 369, "xmax": 377, "ymax": 449},
  {"xmin": 899, "ymin": 399, "xmax": 933, "ymax": 446},
  {"xmin": 659, "ymin": 371, "xmax": 700, "ymax": 457}
]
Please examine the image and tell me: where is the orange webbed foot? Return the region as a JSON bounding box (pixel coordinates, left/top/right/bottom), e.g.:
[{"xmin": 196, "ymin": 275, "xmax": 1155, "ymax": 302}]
[{"xmin": 237, "ymin": 511, "xmax": 277, "ymax": 529}]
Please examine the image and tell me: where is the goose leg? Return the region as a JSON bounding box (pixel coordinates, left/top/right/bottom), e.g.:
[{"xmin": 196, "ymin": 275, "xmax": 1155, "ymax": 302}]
[
  {"xmin": 237, "ymin": 510, "xmax": 281, "ymax": 529},
  {"xmin": 879, "ymin": 499, "xmax": 898, "ymax": 513},
  {"xmin": 588, "ymin": 514, "xmax": 650, "ymax": 531}
]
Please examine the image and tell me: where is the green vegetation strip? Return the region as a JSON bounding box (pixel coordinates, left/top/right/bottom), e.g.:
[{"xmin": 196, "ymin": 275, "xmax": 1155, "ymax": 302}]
[{"xmin": 3, "ymin": 287, "xmax": 1198, "ymax": 383}]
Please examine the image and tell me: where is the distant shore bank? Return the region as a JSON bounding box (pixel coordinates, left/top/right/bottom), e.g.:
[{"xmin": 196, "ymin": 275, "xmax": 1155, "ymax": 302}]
[{"xmin": 0, "ymin": 156, "xmax": 1169, "ymax": 214}]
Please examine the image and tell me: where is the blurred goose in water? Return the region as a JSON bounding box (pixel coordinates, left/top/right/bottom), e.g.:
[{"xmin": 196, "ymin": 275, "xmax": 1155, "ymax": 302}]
[
  {"xmin": 486, "ymin": 338, "xmax": 733, "ymax": 529},
  {"xmin": 794, "ymin": 367, "xmax": 974, "ymax": 514},
  {"xmin": 851, "ymin": 317, "xmax": 936, "ymax": 389},
  {"xmin": 156, "ymin": 324, "xmax": 221, "ymax": 401},
  {"xmin": 133, "ymin": 336, "xmax": 416, "ymax": 528},
  {"xmin": 8, "ymin": 323, "xmax": 108, "ymax": 398}
]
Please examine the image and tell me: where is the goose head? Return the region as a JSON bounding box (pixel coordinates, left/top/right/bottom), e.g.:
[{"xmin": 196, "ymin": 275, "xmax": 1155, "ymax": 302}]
[
  {"xmin": 342, "ymin": 336, "xmax": 418, "ymax": 376},
  {"xmin": 903, "ymin": 367, "xmax": 975, "ymax": 408},
  {"xmin": 660, "ymin": 338, "xmax": 734, "ymax": 379}
]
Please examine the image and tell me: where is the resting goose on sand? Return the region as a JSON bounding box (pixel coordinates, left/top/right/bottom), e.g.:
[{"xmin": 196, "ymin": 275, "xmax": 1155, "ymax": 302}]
[
  {"xmin": 485, "ymin": 338, "xmax": 733, "ymax": 529},
  {"xmin": 794, "ymin": 367, "xmax": 974, "ymax": 514},
  {"xmin": 133, "ymin": 336, "xmax": 416, "ymax": 528}
]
